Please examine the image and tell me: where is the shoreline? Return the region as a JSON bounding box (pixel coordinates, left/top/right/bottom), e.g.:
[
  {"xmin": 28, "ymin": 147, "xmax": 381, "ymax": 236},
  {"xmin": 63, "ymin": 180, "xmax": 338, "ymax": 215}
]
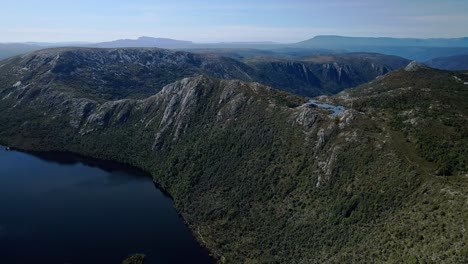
[{"xmin": 0, "ymin": 143, "xmax": 219, "ymax": 263}]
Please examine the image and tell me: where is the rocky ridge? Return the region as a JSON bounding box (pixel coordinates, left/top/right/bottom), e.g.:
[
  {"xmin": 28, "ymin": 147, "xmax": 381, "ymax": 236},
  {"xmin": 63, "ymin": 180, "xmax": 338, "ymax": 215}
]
[{"xmin": 0, "ymin": 48, "xmax": 409, "ymax": 101}]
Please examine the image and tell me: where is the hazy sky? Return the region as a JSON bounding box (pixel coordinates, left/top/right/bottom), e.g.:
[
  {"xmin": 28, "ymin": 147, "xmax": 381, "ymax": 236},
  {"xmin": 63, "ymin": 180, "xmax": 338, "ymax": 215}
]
[{"xmin": 1, "ymin": 0, "xmax": 467, "ymax": 43}]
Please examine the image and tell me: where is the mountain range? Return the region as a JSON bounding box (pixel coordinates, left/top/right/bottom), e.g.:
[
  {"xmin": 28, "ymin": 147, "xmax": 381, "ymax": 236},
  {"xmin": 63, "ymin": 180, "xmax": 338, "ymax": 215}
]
[
  {"xmin": 296, "ymin": 35, "xmax": 468, "ymax": 48},
  {"xmin": 96, "ymin": 36, "xmax": 195, "ymax": 49},
  {"xmin": 2, "ymin": 35, "xmax": 468, "ymax": 62},
  {"xmin": 425, "ymin": 54, "xmax": 468, "ymax": 70},
  {"xmin": 1, "ymin": 47, "xmax": 408, "ymax": 99},
  {"xmin": 0, "ymin": 47, "xmax": 466, "ymax": 263}
]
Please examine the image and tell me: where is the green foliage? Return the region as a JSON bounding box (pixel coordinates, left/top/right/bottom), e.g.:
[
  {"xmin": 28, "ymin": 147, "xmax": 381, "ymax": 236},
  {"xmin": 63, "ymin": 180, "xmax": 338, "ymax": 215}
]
[
  {"xmin": 0, "ymin": 61, "xmax": 466, "ymax": 263},
  {"xmin": 343, "ymin": 69, "xmax": 468, "ymax": 176}
]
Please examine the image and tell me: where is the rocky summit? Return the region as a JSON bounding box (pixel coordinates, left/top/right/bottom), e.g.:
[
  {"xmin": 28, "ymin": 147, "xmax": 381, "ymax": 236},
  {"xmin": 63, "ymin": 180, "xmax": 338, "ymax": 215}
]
[
  {"xmin": 404, "ymin": 60, "xmax": 430, "ymax": 72},
  {"xmin": 0, "ymin": 48, "xmax": 466, "ymax": 263}
]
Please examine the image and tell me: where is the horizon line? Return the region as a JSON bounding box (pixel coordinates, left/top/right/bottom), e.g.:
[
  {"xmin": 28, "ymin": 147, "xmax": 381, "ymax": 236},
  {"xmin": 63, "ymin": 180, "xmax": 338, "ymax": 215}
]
[{"xmin": 2, "ymin": 35, "xmax": 468, "ymax": 45}]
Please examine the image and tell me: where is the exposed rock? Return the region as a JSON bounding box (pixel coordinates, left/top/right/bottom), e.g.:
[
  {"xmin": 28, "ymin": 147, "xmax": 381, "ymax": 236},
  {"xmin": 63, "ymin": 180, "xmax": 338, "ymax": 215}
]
[
  {"xmin": 315, "ymin": 123, "xmax": 337, "ymax": 151},
  {"xmin": 316, "ymin": 146, "xmax": 341, "ymax": 187},
  {"xmin": 246, "ymin": 52, "xmax": 409, "ymax": 96},
  {"xmin": 217, "ymin": 93, "xmax": 247, "ymax": 122},
  {"xmin": 338, "ymin": 109, "xmax": 355, "ymax": 129},
  {"xmin": 85, "ymin": 100, "xmax": 134, "ymax": 127},
  {"xmin": 295, "ymin": 107, "xmax": 319, "ymax": 129},
  {"xmin": 68, "ymin": 100, "xmax": 96, "ymax": 128},
  {"xmin": 404, "ymin": 61, "xmax": 430, "ymax": 72}
]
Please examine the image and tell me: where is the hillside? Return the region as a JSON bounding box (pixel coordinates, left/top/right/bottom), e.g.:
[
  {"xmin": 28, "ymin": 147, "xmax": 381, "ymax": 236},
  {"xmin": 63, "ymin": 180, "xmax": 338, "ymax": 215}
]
[
  {"xmin": 0, "ymin": 49, "xmax": 466, "ymax": 263},
  {"xmin": 0, "ymin": 48, "xmax": 408, "ymax": 100},
  {"xmin": 333, "ymin": 63, "xmax": 468, "ymax": 176},
  {"xmin": 0, "ymin": 43, "xmax": 44, "ymax": 60},
  {"xmin": 0, "ymin": 47, "xmax": 259, "ymax": 100},
  {"xmin": 245, "ymin": 53, "xmax": 409, "ymax": 96},
  {"xmin": 425, "ymin": 54, "xmax": 468, "ymax": 70}
]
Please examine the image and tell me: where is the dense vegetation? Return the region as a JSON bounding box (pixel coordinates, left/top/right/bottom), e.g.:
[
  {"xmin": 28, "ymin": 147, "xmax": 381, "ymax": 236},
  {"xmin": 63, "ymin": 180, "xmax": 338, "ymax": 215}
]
[
  {"xmin": 0, "ymin": 49, "xmax": 466, "ymax": 263},
  {"xmin": 339, "ymin": 68, "xmax": 468, "ymax": 176}
]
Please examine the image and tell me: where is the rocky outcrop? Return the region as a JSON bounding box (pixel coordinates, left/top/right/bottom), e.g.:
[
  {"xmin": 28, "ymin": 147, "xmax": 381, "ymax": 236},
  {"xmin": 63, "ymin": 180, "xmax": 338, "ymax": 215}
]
[{"xmin": 404, "ymin": 61, "xmax": 430, "ymax": 71}]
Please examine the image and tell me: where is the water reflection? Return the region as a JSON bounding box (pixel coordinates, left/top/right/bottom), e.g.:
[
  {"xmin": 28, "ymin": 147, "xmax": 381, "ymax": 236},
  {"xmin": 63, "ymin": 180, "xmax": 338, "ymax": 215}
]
[{"xmin": 0, "ymin": 146, "xmax": 213, "ymax": 264}]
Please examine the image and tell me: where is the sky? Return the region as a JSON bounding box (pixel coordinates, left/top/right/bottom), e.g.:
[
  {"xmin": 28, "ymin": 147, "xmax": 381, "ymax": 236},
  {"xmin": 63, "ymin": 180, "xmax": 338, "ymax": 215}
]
[{"xmin": 1, "ymin": 0, "xmax": 467, "ymax": 43}]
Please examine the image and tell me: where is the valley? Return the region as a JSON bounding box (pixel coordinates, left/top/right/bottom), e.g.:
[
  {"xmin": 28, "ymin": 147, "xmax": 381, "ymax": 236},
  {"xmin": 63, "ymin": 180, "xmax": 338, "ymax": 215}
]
[
  {"xmin": 0, "ymin": 47, "xmax": 466, "ymax": 263},
  {"xmin": 2, "ymin": 0, "xmax": 468, "ymax": 263}
]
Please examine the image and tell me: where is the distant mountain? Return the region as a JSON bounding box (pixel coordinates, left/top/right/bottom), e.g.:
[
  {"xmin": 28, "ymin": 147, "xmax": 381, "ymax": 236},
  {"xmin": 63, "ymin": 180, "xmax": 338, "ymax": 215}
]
[
  {"xmin": 184, "ymin": 48, "xmax": 278, "ymax": 60},
  {"xmin": 24, "ymin": 41, "xmax": 92, "ymax": 47},
  {"xmin": 216, "ymin": 41, "xmax": 278, "ymax": 45},
  {"xmin": 96, "ymin": 36, "xmax": 195, "ymax": 49},
  {"xmin": 4, "ymin": 35, "xmax": 468, "ymax": 61},
  {"xmin": 95, "ymin": 36, "xmax": 284, "ymax": 50},
  {"xmin": 358, "ymin": 46, "xmax": 468, "ymax": 61},
  {"xmin": 91, "ymin": 35, "xmax": 468, "ymax": 61},
  {"xmin": 186, "ymin": 47, "xmax": 341, "ymax": 61},
  {"xmin": 425, "ymin": 54, "xmax": 468, "ymax": 70},
  {"xmin": 193, "ymin": 42, "xmax": 281, "ymax": 50},
  {"xmin": 295, "ymin": 36, "xmax": 468, "ymax": 61},
  {"xmin": 0, "ymin": 43, "xmax": 44, "ymax": 60},
  {"xmin": 297, "ymin": 35, "xmax": 468, "ymax": 48}
]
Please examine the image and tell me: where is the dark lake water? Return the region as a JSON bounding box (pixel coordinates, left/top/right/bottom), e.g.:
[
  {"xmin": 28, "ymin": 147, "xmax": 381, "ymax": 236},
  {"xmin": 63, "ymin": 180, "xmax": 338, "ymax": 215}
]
[{"xmin": 0, "ymin": 146, "xmax": 213, "ymax": 264}]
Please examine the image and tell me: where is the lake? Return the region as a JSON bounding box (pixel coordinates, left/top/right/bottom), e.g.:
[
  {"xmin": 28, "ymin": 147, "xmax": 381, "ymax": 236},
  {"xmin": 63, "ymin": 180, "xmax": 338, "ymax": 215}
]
[
  {"xmin": 307, "ymin": 99, "xmax": 345, "ymax": 116},
  {"xmin": 0, "ymin": 146, "xmax": 213, "ymax": 264}
]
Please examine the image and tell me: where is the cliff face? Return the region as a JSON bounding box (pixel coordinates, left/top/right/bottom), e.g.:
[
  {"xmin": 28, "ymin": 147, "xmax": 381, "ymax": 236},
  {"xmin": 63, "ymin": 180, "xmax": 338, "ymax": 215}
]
[
  {"xmin": 245, "ymin": 53, "xmax": 409, "ymax": 96},
  {"xmin": 0, "ymin": 49, "xmax": 466, "ymax": 263},
  {"xmin": 0, "ymin": 48, "xmax": 258, "ymax": 100}
]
